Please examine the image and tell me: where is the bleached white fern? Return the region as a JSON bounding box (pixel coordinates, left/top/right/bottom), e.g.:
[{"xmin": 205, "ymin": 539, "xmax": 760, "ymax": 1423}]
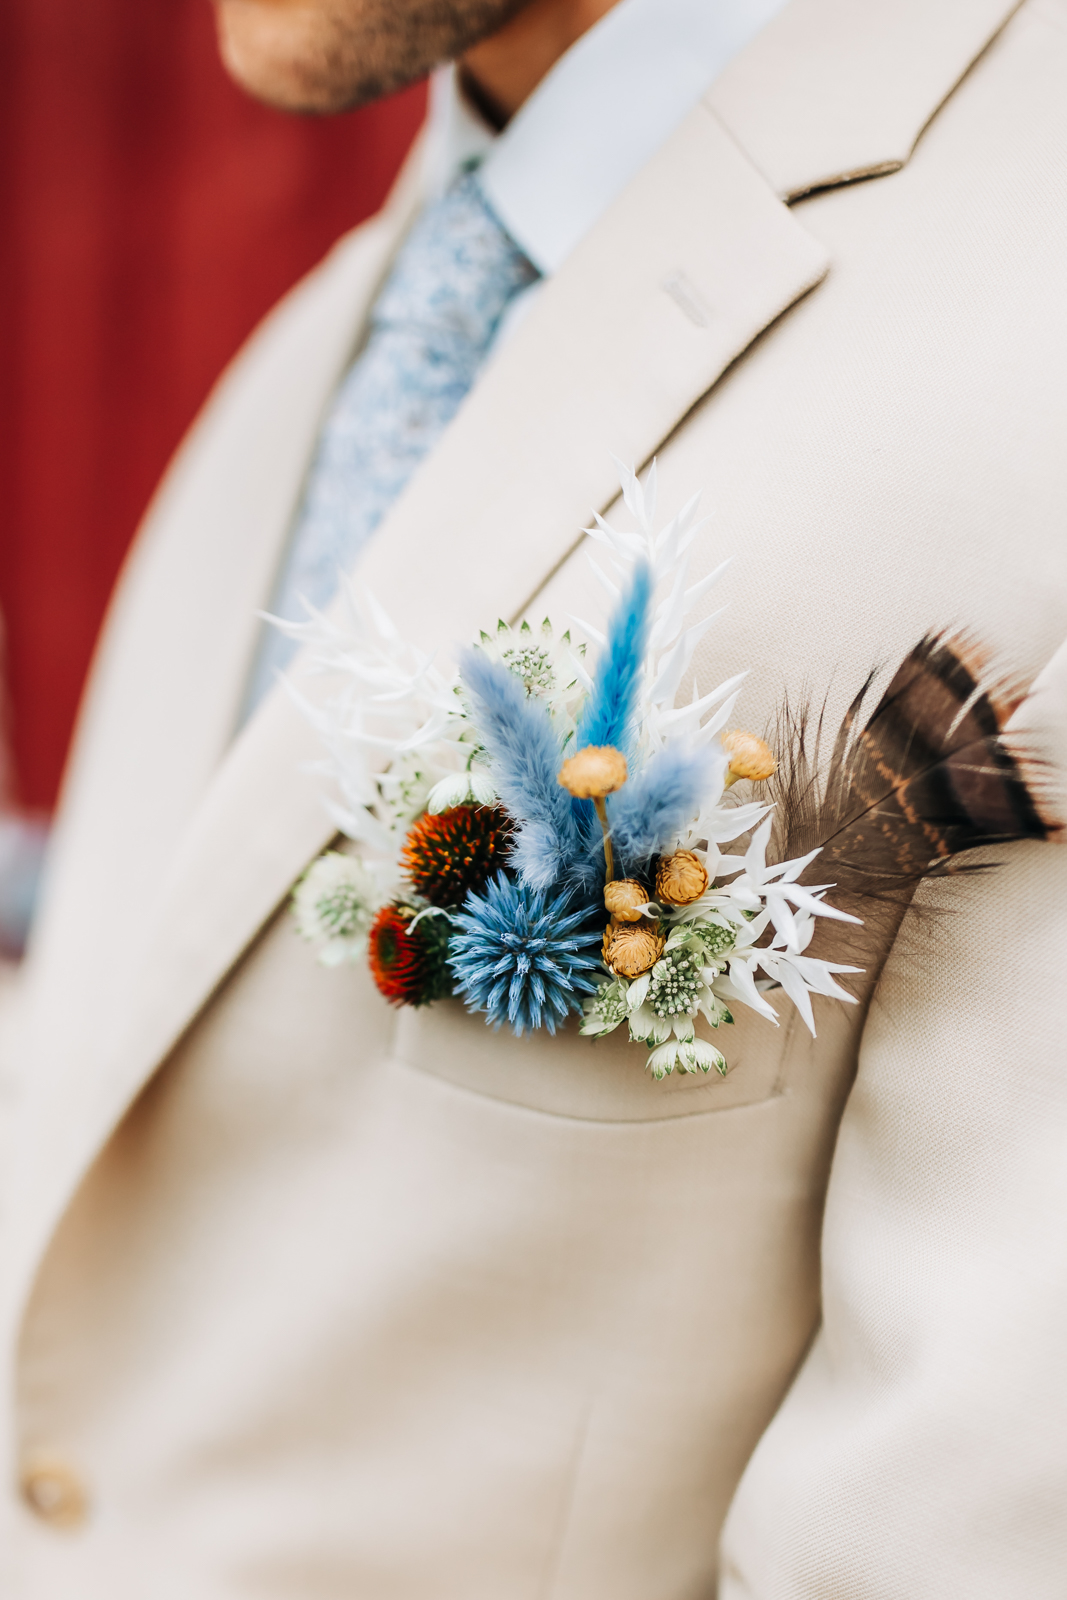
[{"xmin": 267, "ymin": 579, "xmax": 473, "ymax": 878}]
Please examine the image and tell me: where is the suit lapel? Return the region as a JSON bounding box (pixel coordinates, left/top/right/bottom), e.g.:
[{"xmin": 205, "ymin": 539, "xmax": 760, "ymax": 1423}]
[
  {"xmin": 708, "ymin": 0, "xmax": 1023, "ymax": 200},
  {"xmin": 5, "ymin": 0, "xmax": 1026, "ymax": 1310}
]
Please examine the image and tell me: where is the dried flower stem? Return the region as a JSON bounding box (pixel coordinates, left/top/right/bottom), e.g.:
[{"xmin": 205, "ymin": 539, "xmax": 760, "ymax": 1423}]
[{"xmin": 594, "ymin": 796, "xmax": 615, "ymax": 884}]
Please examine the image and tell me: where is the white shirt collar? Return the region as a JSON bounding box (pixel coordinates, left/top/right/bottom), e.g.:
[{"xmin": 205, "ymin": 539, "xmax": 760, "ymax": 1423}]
[{"xmin": 424, "ymin": 0, "xmax": 791, "ymax": 276}]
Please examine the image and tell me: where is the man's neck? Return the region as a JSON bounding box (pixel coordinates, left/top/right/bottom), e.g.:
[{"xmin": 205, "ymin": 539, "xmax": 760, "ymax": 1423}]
[{"xmin": 460, "ymin": 0, "xmax": 620, "ymax": 128}]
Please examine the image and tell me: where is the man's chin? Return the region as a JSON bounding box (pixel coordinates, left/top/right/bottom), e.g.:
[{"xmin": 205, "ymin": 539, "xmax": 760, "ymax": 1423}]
[{"xmin": 213, "ymin": 0, "xmax": 383, "ymax": 115}]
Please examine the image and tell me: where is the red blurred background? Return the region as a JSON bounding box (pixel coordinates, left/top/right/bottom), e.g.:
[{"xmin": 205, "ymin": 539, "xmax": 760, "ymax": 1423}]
[{"xmin": 0, "ymin": 0, "xmax": 426, "ymax": 814}]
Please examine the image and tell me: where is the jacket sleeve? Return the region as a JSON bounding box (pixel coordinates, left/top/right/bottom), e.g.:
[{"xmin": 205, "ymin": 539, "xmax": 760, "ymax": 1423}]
[{"xmin": 718, "ymin": 645, "xmax": 1067, "ymax": 1599}]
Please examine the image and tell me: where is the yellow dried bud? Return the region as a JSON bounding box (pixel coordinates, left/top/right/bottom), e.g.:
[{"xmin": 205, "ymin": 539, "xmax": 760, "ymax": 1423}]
[
  {"xmin": 558, "ymin": 745, "xmax": 628, "ymax": 800},
  {"xmin": 655, "ymin": 849, "xmax": 709, "ymax": 908},
  {"xmin": 722, "ymin": 729, "xmax": 776, "ymax": 785},
  {"xmin": 602, "ymin": 919, "xmax": 665, "ymax": 979},
  {"xmin": 604, "ymin": 878, "xmax": 649, "ymax": 922}
]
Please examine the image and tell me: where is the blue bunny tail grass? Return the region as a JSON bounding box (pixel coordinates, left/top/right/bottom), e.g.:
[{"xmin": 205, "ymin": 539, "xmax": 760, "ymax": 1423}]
[
  {"xmin": 569, "ymin": 793, "xmax": 603, "ymax": 869},
  {"xmin": 459, "ymin": 648, "xmax": 584, "ymax": 891},
  {"xmin": 448, "ymin": 873, "xmax": 603, "ymax": 1036},
  {"xmin": 608, "ymin": 744, "xmax": 717, "ymax": 877},
  {"xmin": 508, "ymin": 820, "xmax": 570, "ymax": 894},
  {"xmin": 508, "ymin": 819, "xmax": 604, "ymax": 901},
  {"xmin": 577, "ymin": 560, "xmax": 653, "ymax": 756}
]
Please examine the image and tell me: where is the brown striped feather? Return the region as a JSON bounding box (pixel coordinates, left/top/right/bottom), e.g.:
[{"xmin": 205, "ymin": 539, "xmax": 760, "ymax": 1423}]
[{"xmin": 760, "ymin": 633, "xmax": 1059, "ymax": 989}]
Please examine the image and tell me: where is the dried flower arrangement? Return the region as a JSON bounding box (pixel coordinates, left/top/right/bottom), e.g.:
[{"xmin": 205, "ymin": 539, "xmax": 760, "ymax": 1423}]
[{"xmin": 279, "ymin": 463, "xmax": 1055, "ymax": 1079}]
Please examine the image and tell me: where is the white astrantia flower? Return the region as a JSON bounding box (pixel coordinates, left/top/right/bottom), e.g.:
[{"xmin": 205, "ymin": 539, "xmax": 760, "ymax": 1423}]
[
  {"xmin": 472, "ymin": 616, "xmax": 590, "ymax": 746},
  {"xmin": 426, "ymin": 767, "xmax": 497, "ymax": 814},
  {"xmin": 476, "ymin": 616, "xmax": 586, "ymax": 697},
  {"xmin": 376, "ymin": 749, "xmax": 436, "ymax": 833},
  {"xmin": 292, "ymin": 852, "xmax": 384, "ymax": 967},
  {"xmin": 580, "ymin": 976, "xmax": 630, "ymax": 1038},
  {"xmin": 647, "ymin": 1037, "xmax": 727, "ymax": 1080}
]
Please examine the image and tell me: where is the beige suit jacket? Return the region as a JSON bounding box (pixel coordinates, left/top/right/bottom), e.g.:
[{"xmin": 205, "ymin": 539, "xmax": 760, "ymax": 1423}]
[{"xmin": 4, "ymin": 1, "xmax": 1067, "ymax": 1593}]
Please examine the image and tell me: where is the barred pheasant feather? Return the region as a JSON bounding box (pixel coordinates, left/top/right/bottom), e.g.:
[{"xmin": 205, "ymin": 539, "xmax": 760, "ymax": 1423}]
[{"xmin": 769, "ymin": 633, "xmax": 1059, "ymax": 981}]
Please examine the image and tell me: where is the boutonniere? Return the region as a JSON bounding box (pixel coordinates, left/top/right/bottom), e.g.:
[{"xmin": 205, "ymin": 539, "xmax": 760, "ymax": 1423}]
[{"xmin": 277, "ymin": 465, "xmax": 1056, "ymax": 1079}]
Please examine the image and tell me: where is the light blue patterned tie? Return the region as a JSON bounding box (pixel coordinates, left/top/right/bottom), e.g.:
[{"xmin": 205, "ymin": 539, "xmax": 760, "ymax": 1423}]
[{"xmin": 245, "ymin": 171, "xmax": 540, "ymax": 711}]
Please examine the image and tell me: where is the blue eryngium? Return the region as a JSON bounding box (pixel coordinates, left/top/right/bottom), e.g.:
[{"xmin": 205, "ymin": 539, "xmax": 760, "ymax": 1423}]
[{"xmin": 449, "ymin": 874, "xmax": 603, "ymax": 1035}]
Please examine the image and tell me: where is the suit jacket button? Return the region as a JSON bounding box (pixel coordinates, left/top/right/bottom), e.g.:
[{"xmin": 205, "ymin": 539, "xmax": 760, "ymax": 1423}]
[{"xmin": 19, "ymin": 1453, "xmax": 89, "ymax": 1528}]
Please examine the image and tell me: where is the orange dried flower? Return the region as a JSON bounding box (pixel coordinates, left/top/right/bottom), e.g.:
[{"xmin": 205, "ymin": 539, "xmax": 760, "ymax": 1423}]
[
  {"xmin": 602, "ymin": 919, "xmax": 665, "ymax": 979},
  {"xmin": 604, "ymin": 878, "xmax": 650, "ymax": 922},
  {"xmin": 655, "ymin": 850, "xmax": 709, "ymax": 908},
  {"xmin": 557, "ymin": 745, "xmax": 628, "ymax": 800},
  {"xmin": 722, "ymin": 730, "xmax": 776, "ymax": 785}
]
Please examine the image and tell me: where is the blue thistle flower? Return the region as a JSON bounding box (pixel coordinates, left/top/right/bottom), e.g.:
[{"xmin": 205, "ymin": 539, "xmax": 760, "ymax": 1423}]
[{"xmin": 449, "ymin": 873, "xmax": 604, "ymax": 1035}]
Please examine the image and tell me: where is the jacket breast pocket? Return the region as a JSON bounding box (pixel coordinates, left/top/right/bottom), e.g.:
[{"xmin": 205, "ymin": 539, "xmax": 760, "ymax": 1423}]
[{"xmin": 391, "ymin": 995, "xmax": 796, "ymax": 1122}]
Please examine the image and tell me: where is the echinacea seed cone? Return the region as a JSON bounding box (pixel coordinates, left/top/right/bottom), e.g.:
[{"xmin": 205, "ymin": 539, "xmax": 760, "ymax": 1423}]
[
  {"xmin": 400, "ymin": 804, "xmax": 513, "ymax": 907},
  {"xmin": 368, "ymin": 903, "xmax": 453, "ymax": 1008}
]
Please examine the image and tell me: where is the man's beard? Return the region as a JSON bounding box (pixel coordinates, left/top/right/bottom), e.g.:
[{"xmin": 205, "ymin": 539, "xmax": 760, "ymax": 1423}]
[{"xmin": 217, "ymin": 0, "xmax": 533, "ymax": 114}]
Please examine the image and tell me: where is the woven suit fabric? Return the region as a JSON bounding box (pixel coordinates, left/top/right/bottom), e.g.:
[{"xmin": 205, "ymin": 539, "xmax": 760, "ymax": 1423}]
[{"xmin": 248, "ymin": 171, "xmax": 539, "ymax": 705}]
